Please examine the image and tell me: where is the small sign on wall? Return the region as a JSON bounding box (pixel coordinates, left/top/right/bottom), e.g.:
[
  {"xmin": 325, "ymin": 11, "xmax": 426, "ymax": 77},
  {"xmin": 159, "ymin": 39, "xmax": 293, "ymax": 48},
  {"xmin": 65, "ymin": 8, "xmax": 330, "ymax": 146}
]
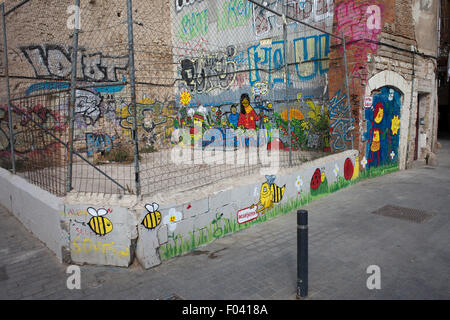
[
  {"xmin": 237, "ymin": 206, "xmax": 259, "ymax": 225},
  {"xmin": 364, "ymin": 96, "xmax": 373, "ymax": 109}
]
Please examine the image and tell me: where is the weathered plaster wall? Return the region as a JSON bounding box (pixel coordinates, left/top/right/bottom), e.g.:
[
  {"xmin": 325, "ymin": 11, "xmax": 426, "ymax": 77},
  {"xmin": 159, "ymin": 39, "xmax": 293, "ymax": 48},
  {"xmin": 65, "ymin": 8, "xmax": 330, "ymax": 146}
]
[{"xmin": 412, "ymin": 0, "xmax": 439, "ymax": 56}]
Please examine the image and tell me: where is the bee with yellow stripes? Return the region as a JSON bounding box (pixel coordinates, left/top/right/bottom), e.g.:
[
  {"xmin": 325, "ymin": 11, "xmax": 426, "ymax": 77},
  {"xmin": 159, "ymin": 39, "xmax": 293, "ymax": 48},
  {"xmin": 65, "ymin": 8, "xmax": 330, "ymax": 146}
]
[
  {"xmin": 142, "ymin": 203, "xmax": 162, "ymax": 230},
  {"xmin": 256, "ymin": 175, "xmax": 285, "ymax": 214},
  {"xmin": 87, "ymin": 207, "xmax": 113, "ymax": 236}
]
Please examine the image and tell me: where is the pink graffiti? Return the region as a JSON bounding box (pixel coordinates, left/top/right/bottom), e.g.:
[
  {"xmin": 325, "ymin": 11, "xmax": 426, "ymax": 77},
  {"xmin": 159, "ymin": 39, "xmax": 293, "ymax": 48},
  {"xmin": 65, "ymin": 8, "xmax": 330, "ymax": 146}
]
[
  {"xmin": 335, "ymin": 1, "xmax": 382, "ymax": 89},
  {"xmin": 335, "ymin": 1, "xmax": 382, "ymax": 52},
  {"xmin": 179, "ymin": 37, "xmax": 210, "ymax": 57}
]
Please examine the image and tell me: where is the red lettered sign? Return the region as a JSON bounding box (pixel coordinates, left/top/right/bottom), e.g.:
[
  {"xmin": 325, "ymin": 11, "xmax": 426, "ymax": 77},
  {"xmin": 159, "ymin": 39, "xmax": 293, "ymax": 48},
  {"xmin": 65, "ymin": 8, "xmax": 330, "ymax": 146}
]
[{"xmin": 237, "ymin": 206, "xmax": 259, "ymax": 225}]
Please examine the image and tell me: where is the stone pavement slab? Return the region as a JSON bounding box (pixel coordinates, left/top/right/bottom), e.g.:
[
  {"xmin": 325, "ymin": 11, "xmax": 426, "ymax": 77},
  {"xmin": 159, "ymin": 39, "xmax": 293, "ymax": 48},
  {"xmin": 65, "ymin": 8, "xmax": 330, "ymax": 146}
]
[{"xmin": 1, "ymin": 140, "xmax": 449, "ymax": 300}]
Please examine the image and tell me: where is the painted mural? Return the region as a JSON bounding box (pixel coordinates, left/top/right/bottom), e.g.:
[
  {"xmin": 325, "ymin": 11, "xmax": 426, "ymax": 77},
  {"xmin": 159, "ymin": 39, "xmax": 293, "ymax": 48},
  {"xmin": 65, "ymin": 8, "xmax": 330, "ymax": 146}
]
[
  {"xmin": 364, "ymin": 87, "xmax": 402, "ymax": 169},
  {"xmin": 170, "ymin": 0, "xmax": 334, "ymax": 153}
]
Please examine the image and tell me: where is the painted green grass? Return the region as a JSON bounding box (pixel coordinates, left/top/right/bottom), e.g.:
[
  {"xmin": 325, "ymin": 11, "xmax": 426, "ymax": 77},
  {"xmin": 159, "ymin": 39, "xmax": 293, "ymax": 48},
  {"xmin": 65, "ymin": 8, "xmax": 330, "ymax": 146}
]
[{"xmin": 160, "ymin": 162, "xmax": 399, "ymax": 261}]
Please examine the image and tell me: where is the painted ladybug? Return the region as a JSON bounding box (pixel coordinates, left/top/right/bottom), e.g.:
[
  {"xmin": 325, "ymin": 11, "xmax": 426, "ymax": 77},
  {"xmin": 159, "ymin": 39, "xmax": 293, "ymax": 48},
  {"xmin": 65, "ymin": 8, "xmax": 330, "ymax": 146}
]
[
  {"xmin": 310, "ymin": 169, "xmax": 322, "ymax": 190},
  {"xmin": 344, "ymin": 158, "xmax": 354, "ymax": 181}
]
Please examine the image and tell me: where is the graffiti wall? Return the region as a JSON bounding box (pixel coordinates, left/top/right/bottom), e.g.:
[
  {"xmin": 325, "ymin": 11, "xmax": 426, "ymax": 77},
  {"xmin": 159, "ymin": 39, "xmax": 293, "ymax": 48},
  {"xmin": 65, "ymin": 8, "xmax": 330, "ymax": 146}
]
[
  {"xmin": 170, "ymin": 0, "xmax": 335, "ymax": 152},
  {"xmin": 328, "ymin": 0, "xmax": 384, "ymax": 154},
  {"xmin": 0, "ymin": 103, "xmax": 66, "ymax": 156}
]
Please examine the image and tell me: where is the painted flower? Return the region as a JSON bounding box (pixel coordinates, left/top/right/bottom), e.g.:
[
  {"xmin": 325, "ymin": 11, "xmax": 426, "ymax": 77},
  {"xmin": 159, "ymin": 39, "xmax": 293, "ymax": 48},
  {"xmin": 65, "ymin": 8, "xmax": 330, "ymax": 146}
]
[
  {"xmin": 391, "ymin": 115, "xmax": 400, "ymax": 135},
  {"xmin": 180, "ymin": 91, "xmax": 191, "ymax": 106},
  {"xmin": 333, "ymin": 164, "xmax": 340, "ymax": 177},
  {"xmin": 296, "ymin": 176, "xmax": 303, "ymax": 192},
  {"xmin": 361, "ymin": 156, "xmax": 368, "ymax": 169},
  {"xmin": 162, "ymin": 208, "xmax": 182, "ymax": 232},
  {"xmin": 187, "ymin": 108, "xmax": 195, "ymax": 117},
  {"xmin": 301, "ymin": 121, "xmax": 310, "ymax": 131},
  {"xmin": 390, "ymin": 151, "xmax": 396, "ymax": 160}
]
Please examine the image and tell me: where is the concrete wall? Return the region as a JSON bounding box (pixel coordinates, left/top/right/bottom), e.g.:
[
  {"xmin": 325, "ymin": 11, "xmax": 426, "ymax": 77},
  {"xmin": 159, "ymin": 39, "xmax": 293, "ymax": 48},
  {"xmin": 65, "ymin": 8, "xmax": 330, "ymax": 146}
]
[
  {"xmin": 1, "ymin": 149, "xmax": 374, "ymax": 269},
  {"xmin": 0, "ymin": 168, "xmax": 65, "ymax": 261}
]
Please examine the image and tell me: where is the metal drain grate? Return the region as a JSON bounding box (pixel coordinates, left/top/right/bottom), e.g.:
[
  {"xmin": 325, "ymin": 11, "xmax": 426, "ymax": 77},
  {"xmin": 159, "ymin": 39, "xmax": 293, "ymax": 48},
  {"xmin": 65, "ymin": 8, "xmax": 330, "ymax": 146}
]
[{"xmin": 371, "ymin": 205, "xmax": 434, "ymax": 224}]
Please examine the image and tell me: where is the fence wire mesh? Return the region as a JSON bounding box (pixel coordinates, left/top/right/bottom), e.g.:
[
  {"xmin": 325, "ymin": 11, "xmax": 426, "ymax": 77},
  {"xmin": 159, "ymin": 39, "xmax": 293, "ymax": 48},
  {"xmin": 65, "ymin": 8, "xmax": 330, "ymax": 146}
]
[{"xmin": 0, "ymin": 0, "xmax": 350, "ymax": 197}]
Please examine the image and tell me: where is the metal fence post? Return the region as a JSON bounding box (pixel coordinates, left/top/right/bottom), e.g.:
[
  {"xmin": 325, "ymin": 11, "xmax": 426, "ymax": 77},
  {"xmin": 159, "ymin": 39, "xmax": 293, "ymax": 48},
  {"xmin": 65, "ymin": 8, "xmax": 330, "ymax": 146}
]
[
  {"xmin": 1, "ymin": 3, "xmax": 16, "ymax": 173},
  {"xmin": 342, "ymin": 32, "xmax": 354, "ymax": 150},
  {"xmin": 66, "ymin": 0, "xmax": 80, "ymax": 193},
  {"xmin": 127, "ymin": 0, "xmax": 141, "ymax": 196},
  {"xmin": 283, "ymin": 0, "xmax": 292, "ymax": 167},
  {"xmin": 297, "ymin": 209, "xmax": 308, "ymax": 299}
]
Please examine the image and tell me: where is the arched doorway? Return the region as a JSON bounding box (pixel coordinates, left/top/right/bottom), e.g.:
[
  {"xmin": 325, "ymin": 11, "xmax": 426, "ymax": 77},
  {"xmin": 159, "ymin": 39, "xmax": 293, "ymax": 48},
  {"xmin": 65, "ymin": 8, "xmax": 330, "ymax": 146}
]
[{"xmin": 365, "ymin": 87, "xmax": 402, "ymax": 169}]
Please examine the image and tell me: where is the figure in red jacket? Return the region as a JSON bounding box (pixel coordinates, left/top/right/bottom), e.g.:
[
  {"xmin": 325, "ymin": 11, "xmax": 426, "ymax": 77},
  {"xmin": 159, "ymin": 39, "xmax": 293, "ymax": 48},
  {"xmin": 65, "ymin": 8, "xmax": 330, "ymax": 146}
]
[{"xmin": 238, "ymin": 94, "xmax": 261, "ymax": 130}]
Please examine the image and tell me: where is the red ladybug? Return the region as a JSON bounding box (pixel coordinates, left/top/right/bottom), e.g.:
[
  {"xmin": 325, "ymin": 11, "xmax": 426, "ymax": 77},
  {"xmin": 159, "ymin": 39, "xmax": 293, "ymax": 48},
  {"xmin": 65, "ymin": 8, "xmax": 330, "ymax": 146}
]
[
  {"xmin": 344, "ymin": 158, "xmax": 354, "ymax": 180},
  {"xmin": 310, "ymin": 169, "xmax": 322, "ymax": 190}
]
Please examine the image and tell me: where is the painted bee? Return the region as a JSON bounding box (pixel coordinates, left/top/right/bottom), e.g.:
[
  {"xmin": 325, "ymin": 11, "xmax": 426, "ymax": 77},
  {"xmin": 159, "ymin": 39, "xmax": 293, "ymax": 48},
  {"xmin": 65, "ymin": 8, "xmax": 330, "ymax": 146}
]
[
  {"xmin": 142, "ymin": 203, "xmax": 162, "ymax": 230},
  {"xmin": 256, "ymin": 175, "xmax": 285, "ymax": 214},
  {"xmin": 87, "ymin": 207, "xmax": 113, "ymax": 236}
]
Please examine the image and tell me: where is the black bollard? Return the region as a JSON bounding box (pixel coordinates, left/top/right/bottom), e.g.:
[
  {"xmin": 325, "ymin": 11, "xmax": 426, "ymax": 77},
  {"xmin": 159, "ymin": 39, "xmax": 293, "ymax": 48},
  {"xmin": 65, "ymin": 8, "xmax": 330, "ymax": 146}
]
[{"xmin": 297, "ymin": 210, "xmax": 308, "ymax": 299}]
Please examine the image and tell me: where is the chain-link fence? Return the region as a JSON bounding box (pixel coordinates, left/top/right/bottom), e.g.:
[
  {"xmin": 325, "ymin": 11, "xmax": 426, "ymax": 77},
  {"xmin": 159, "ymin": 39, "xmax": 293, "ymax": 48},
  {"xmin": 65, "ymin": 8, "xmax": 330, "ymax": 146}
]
[{"xmin": 0, "ymin": 0, "xmax": 352, "ymax": 197}]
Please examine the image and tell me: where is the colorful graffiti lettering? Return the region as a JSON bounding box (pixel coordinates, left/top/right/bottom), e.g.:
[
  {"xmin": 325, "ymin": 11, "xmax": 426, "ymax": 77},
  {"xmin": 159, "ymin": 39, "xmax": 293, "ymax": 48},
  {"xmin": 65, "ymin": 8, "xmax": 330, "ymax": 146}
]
[
  {"xmin": 175, "ymin": 0, "xmax": 203, "ymax": 13},
  {"xmin": 85, "ymin": 133, "xmax": 117, "ymax": 157},
  {"xmin": 286, "ymin": 0, "xmax": 334, "ymax": 25},
  {"xmin": 180, "ymin": 46, "xmax": 237, "ymax": 93},
  {"xmin": 248, "ymin": 40, "xmax": 286, "ymax": 86},
  {"xmin": 253, "ymin": 0, "xmax": 334, "ymax": 36},
  {"xmin": 0, "ymin": 104, "xmax": 66, "ymax": 155},
  {"xmin": 21, "ymin": 44, "xmax": 128, "ymax": 82},
  {"xmin": 177, "ymin": 9, "xmax": 208, "ymax": 41},
  {"xmin": 293, "ymin": 34, "xmax": 330, "ymax": 81},
  {"xmin": 248, "ymin": 34, "xmax": 330, "ymax": 86},
  {"xmin": 329, "ymin": 90, "xmax": 353, "ymax": 152},
  {"xmin": 178, "ymin": 37, "xmax": 210, "ymax": 58},
  {"xmin": 253, "ymin": 0, "xmax": 280, "ymax": 36},
  {"xmin": 217, "ymin": 0, "xmax": 253, "ymax": 31},
  {"xmin": 116, "ymin": 98, "xmax": 177, "ymax": 147},
  {"xmin": 72, "ymin": 236, "xmax": 129, "ymax": 259}
]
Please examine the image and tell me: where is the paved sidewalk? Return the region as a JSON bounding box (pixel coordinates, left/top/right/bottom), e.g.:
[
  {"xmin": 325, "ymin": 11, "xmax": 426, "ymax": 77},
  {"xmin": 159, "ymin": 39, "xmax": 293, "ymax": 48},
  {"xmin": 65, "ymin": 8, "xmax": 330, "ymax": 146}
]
[{"xmin": 1, "ymin": 140, "xmax": 449, "ymax": 300}]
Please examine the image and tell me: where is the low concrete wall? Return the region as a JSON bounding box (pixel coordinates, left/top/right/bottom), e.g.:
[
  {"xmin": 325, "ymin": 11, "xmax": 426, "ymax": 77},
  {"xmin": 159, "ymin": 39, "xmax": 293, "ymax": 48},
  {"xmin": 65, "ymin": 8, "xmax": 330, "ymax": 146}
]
[
  {"xmin": 0, "ymin": 169, "xmax": 65, "ymax": 261},
  {"xmin": 1, "ymin": 149, "xmax": 380, "ymax": 269},
  {"xmin": 134, "ymin": 149, "xmax": 361, "ymax": 268}
]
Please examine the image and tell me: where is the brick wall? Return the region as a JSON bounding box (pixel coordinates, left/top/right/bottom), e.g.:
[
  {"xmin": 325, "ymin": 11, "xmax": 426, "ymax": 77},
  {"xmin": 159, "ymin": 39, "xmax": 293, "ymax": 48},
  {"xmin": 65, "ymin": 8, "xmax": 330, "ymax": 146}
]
[{"xmin": 329, "ymin": 0, "xmax": 438, "ymax": 169}]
